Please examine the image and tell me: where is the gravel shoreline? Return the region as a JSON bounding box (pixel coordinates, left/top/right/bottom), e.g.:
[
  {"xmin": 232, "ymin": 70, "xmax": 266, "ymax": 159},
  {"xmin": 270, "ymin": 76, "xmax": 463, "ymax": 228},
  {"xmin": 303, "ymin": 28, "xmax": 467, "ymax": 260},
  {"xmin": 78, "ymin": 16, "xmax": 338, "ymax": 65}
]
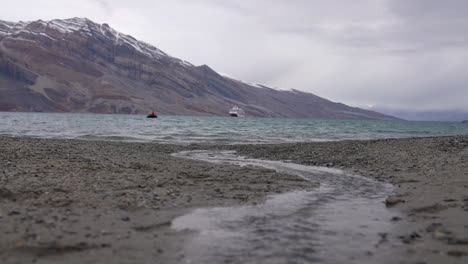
[
  {"xmin": 1, "ymin": 135, "xmax": 467, "ymax": 263},
  {"xmin": 0, "ymin": 137, "xmax": 316, "ymax": 264}
]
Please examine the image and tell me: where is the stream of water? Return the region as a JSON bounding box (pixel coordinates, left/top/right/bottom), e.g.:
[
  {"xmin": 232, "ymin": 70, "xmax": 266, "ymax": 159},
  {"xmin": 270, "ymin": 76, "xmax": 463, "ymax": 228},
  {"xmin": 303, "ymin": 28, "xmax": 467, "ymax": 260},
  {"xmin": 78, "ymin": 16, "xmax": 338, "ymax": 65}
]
[{"xmin": 171, "ymin": 151, "xmax": 399, "ymax": 264}]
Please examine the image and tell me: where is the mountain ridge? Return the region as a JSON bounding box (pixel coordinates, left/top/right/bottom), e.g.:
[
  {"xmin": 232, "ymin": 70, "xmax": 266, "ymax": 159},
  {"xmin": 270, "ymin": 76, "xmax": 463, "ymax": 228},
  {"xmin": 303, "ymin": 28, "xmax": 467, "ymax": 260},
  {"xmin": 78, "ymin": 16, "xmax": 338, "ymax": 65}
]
[{"xmin": 0, "ymin": 17, "xmax": 397, "ymax": 120}]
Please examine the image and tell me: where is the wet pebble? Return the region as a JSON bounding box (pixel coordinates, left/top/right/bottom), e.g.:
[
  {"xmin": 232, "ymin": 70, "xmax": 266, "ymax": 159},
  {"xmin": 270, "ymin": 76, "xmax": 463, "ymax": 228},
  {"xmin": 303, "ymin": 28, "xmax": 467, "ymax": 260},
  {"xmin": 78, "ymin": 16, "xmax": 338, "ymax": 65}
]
[
  {"xmin": 447, "ymin": 250, "xmax": 468, "ymax": 257},
  {"xmin": 385, "ymin": 196, "xmax": 405, "ymax": 207},
  {"xmin": 443, "ymin": 198, "xmax": 456, "ymax": 202},
  {"xmin": 447, "ymin": 237, "xmax": 468, "ymax": 245},
  {"xmin": 400, "ymin": 232, "xmax": 421, "ymax": 244},
  {"xmin": 8, "ymin": 211, "xmax": 20, "ymax": 216},
  {"xmin": 425, "ymin": 223, "xmax": 442, "ymax": 232}
]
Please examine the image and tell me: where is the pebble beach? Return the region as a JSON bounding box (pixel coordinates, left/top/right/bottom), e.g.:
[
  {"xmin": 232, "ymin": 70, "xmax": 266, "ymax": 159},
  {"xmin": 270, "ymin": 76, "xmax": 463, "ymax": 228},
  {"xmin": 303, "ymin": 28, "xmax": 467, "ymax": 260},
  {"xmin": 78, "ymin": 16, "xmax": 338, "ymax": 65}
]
[{"xmin": 0, "ymin": 135, "xmax": 467, "ymax": 263}]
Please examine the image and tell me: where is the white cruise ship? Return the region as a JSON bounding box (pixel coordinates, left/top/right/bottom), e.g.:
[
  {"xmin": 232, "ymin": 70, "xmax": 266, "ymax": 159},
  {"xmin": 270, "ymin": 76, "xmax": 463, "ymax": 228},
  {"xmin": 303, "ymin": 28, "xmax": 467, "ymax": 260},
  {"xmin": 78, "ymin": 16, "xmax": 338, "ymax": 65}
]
[{"xmin": 228, "ymin": 106, "xmax": 245, "ymax": 117}]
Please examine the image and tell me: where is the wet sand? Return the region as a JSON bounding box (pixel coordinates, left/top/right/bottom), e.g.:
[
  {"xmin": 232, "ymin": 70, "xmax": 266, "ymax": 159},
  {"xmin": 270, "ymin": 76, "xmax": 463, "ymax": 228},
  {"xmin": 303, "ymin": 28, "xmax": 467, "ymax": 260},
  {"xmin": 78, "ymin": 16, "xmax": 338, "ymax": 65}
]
[{"xmin": 0, "ymin": 135, "xmax": 467, "ymax": 263}]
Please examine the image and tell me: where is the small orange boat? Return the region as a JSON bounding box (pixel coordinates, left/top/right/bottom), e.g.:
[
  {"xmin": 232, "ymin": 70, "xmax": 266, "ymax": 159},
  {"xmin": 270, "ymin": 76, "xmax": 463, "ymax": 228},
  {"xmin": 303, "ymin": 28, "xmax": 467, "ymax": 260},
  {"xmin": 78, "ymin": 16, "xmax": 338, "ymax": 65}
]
[{"xmin": 147, "ymin": 111, "xmax": 158, "ymax": 118}]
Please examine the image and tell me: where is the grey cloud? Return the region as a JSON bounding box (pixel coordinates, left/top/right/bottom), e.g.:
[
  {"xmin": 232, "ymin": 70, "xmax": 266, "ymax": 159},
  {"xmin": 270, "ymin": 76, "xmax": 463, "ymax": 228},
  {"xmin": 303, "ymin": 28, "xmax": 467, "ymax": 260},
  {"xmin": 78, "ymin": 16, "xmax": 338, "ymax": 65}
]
[
  {"xmin": 388, "ymin": 0, "xmax": 468, "ymax": 20},
  {"xmin": 93, "ymin": 0, "xmax": 113, "ymax": 14}
]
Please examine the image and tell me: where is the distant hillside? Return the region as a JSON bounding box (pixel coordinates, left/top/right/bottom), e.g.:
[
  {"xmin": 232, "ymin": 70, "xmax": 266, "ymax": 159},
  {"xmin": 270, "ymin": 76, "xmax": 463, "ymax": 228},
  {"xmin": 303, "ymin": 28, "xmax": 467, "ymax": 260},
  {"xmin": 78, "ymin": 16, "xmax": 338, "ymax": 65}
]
[
  {"xmin": 368, "ymin": 107, "xmax": 468, "ymax": 122},
  {"xmin": 0, "ymin": 18, "xmax": 397, "ymax": 120}
]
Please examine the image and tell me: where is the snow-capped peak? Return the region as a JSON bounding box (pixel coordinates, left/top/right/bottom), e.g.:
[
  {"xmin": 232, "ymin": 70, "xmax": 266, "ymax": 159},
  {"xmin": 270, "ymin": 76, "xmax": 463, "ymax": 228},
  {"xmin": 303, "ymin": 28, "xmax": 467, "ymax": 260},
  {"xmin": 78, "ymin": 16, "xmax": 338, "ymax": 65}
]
[
  {"xmin": 46, "ymin": 17, "xmax": 92, "ymax": 34},
  {"xmin": 0, "ymin": 18, "xmax": 192, "ymax": 66}
]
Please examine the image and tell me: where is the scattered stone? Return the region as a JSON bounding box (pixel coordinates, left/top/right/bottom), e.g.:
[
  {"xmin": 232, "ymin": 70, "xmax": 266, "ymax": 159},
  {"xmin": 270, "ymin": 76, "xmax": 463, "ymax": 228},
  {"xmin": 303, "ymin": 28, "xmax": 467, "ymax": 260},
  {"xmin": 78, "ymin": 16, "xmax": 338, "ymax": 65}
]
[
  {"xmin": 411, "ymin": 204, "xmax": 448, "ymax": 214},
  {"xmin": 132, "ymin": 221, "xmax": 171, "ymax": 232},
  {"xmin": 400, "ymin": 232, "xmax": 421, "ymax": 244},
  {"xmin": 0, "ymin": 187, "xmax": 14, "ymax": 200},
  {"xmin": 425, "ymin": 223, "xmax": 442, "ymax": 233},
  {"xmin": 391, "ymin": 216, "xmax": 402, "ymax": 221},
  {"xmin": 375, "ymin": 232, "xmax": 388, "ymax": 247},
  {"xmin": 395, "ymin": 179, "xmax": 420, "ymax": 184},
  {"xmin": 53, "ymin": 188, "xmax": 70, "ymax": 193},
  {"xmin": 121, "ymin": 217, "xmax": 130, "ymax": 222},
  {"xmin": 15, "ymin": 241, "xmax": 97, "ymax": 253},
  {"xmin": 8, "ymin": 211, "xmax": 20, "ymax": 216},
  {"xmin": 447, "ymin": 237, "xmax": 468, "ymax": 245},
  {"xmin": 433, "ymin": 231, "xmax": 454, "ymax": 241},
  {"xmin": 385, "ymin": 196, "xmax": 405, "ymax": 207},
  {"xmin": 447, "ymin": 250, "xmax": 468, "ymax": 257}
]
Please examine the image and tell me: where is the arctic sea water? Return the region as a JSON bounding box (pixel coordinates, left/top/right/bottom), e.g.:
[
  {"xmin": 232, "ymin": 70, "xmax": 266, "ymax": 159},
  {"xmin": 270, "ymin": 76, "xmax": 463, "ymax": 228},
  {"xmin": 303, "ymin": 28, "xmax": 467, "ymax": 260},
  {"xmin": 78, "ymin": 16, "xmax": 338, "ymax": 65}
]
[{"xmin": 0, "ymin": 112, "xmax": 467, "ymax": 144}]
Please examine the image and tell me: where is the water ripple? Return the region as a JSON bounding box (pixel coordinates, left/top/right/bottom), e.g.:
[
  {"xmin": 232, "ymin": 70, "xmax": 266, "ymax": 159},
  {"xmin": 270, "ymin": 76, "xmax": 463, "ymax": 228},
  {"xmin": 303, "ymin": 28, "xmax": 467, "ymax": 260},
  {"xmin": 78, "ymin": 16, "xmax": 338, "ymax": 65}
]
[{"xmin": 0, "ymin": 112, "xmax": 467, "ymax": 144}]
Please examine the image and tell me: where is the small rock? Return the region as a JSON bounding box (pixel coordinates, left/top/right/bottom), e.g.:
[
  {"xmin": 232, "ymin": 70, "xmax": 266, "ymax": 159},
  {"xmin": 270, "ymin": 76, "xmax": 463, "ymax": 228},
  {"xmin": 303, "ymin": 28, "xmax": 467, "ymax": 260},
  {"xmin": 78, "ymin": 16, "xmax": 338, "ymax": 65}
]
[
  {"xmin": 400, "ymin": 232, "xmax": 421, "ymax": 244},
  {"xmin": 443, "ymin": 198, "xmax": 456, "ymax": 202},
  {"xmin": 447, "ymin": 237, "xmax": 468, "ymax": 245},
  {"xmin": 433, "ymin": 231, "xmax": 453, "ymax": 241},
  {"xmin": 8, "ymin": 211, "xmax": 20, "ymax": 216},
  {"xmin": 0, "ymin": 187, "xmax": 14, "ymax": 200},
  {"xmin": 121, "ymin": 217, "xmax": 130, "ymax": 222},
  {"xmin": 411, "ymin": 203, "xmax": 448, "ymax": 214},
  {"xmin": 447, "ymin": 250, "xmax": 468, "ymax": 257},
  {"xmin": 378, "ymin": 233, "xmax": 388, "ymax": 239},
  {"xmin": 425, "ymin": 223, "xmax": 442, "ymax": 233},
  {"xmin": 385, "ymin": 196, "xmax": 405, "ymax": 207}
]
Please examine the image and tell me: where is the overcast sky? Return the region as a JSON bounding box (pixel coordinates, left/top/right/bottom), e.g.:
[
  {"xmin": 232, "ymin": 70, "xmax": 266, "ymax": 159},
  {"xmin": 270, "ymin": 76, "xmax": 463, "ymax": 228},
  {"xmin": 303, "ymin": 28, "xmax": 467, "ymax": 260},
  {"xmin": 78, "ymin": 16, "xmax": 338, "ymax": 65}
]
[{"xmin": 2, "ymin": 0, "xmax": 468, "ymax": 111}]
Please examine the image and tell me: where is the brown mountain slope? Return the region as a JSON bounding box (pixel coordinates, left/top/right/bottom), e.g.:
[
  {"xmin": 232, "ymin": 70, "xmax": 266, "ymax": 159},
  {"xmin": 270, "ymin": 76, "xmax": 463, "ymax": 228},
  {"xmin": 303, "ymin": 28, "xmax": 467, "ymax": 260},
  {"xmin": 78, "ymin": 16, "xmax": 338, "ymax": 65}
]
[{"xmin": 0, "ymin": 18, "xmax": 396, "ymax": 120}]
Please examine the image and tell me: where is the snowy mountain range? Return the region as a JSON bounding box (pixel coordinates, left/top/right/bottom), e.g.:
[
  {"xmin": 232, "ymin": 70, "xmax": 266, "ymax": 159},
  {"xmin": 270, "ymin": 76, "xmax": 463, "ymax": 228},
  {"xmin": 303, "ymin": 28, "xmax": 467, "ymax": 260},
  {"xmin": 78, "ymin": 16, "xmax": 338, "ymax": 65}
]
[{"xmin": 0, "ymin": 18, "xmax": 396, "ymax": 119}]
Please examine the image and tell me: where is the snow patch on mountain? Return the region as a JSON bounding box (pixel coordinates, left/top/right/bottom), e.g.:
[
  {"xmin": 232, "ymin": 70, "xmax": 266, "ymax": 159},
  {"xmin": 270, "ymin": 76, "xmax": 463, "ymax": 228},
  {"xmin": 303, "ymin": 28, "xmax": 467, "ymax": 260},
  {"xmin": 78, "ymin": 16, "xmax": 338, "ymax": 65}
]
[
  {"xmin": 0, "ymin": 18, "xmax": 191, "ymax": 67},
  {"xmin": 217, "ymin": 71, "xmax": 293, "ymax": 92}
]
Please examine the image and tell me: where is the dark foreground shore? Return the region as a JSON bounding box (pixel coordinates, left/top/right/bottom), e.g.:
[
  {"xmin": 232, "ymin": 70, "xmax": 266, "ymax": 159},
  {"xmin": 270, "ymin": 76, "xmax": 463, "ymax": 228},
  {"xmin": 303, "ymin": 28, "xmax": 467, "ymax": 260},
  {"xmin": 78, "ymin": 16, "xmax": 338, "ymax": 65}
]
[{"xmin": 0, "ymin": 135, "xmax": 467, "ymax": 263}]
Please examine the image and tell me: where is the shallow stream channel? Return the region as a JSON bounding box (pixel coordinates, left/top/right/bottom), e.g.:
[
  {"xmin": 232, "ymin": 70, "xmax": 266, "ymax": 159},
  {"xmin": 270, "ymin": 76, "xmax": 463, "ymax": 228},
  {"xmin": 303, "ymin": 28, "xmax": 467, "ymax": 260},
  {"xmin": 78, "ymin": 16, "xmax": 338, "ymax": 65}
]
[{"xmin": 171, "ymin": 150, "xmax": 399, "ymax": 264}]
